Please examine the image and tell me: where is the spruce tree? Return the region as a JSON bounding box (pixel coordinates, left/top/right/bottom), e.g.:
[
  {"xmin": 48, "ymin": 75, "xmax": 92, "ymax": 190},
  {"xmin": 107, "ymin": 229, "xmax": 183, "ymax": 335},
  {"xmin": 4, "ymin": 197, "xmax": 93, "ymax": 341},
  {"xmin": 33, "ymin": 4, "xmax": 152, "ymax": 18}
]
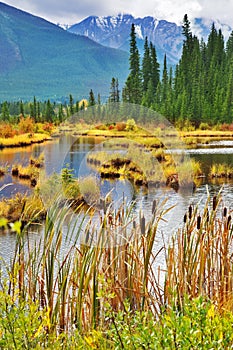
[
  {"xmin": 142, "ymin": 37, "xmax": 151, "ymax": 92},
  {"xmin": 122, "ymin": 24, "xmax": 142, "ymax": 104},
  {"xmin": 69, "ymin": 94, "xmax": 74, "ymax": 115},
  {"xmin": 149, "ymin": 42, "xmax": 160, "ymax": 94},
  {"xmin": 89, "ymin": 89, "xmax": 96, "ymax": 106},
  {"xmin": 109, "ymin": 77, "xmax": 120, "ymax": 103}
]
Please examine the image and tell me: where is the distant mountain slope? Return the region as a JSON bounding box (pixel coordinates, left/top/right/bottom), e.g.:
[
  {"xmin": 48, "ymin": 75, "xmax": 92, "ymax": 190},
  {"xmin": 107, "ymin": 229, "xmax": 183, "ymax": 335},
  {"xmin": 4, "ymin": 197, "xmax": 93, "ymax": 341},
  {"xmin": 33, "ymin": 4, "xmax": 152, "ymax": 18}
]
[
  {"xmin": 68, "ymin": 15, "xmax": 184, "ymax": 65},
  {"xmin": 0, "ymin": 3, "xmax": 129, "ymax": 101},
  {"xmin": 68, "ymin": 14, "xmax": 232, "ymax": 65}
]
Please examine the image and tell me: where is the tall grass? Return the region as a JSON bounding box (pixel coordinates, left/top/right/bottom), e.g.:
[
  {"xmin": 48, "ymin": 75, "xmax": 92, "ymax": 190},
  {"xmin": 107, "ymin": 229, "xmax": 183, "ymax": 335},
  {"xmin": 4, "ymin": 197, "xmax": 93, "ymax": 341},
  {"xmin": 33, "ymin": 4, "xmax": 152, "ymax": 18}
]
[
  {"xmin": 1, "ymin": 189, "xmax": 233, "ymax": 346},
  {"xmin": 1, "ymin": 197, "xmax": 171, "ymax": 336},
  {"xmin": 164, "ymin": 190, "xmax": 233, "ymax": 311}
]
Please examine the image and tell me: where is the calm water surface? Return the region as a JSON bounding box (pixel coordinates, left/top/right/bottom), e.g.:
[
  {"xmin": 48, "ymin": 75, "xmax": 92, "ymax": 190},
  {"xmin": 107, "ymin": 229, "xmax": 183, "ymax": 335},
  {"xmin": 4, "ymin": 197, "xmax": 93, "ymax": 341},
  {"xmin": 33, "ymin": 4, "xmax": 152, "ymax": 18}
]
[{"xmin": 1, "ymin": 135, "xmax": 233, "ymax": 266}]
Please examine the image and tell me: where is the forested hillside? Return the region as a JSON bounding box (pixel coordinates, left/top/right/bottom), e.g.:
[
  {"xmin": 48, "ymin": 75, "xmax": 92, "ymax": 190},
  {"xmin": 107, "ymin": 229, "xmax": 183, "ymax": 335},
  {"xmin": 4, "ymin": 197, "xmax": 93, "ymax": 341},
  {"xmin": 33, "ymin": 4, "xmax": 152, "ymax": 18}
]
[{"xmin": 123, "ymin": 15, "xmax": 233, "ymax": 126}]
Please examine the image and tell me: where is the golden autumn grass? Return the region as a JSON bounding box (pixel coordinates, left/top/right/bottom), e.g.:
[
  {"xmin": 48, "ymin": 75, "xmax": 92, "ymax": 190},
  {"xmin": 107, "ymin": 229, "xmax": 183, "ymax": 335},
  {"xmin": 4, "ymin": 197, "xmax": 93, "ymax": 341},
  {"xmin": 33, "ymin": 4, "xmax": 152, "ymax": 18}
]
[{"xmin": 0, "ymin": 133, "xmax": 51, "ymax": 148}]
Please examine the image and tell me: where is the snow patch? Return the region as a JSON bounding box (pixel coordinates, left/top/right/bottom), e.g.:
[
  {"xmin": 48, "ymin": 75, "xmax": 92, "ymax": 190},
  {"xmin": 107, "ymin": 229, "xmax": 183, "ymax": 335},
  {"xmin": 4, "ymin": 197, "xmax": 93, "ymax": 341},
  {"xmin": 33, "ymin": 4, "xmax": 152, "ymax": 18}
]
[
  {"xmin": 96, "ymin": 16, "xmax": 108, "ymax": 28},
  {"xmin": 153, "ymin": 18, "xmax": 159, "ymax": 30},
  {"xmin": 134, "ymin": 24, "xmax": 143, "ymax": 39}
]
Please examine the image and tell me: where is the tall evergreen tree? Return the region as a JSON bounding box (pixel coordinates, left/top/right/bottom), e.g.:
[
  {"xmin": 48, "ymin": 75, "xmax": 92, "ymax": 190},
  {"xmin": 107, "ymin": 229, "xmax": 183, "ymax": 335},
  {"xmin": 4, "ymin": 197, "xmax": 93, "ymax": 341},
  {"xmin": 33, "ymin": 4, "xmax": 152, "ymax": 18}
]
[
  {"xmin": 89, "ymin": 89, "xmax": 96, "ymax": 106},
  {"xmin": 109, "ymin": 77, "xmax": 120, "ymax": 103},
  {"xmin": 149, "ymin": 42, "xmax": 160, "ymax": 93},
  {"xmin": 69, "ymin": 94, "xmax": 74, "ymax": 115},
  {"xmin": 142, "ymin": 37, "xmax": 151, "ymax": 92},
  {"xmin": 122, "ymin": 24, "xmax": 142, "ymax": 104}
]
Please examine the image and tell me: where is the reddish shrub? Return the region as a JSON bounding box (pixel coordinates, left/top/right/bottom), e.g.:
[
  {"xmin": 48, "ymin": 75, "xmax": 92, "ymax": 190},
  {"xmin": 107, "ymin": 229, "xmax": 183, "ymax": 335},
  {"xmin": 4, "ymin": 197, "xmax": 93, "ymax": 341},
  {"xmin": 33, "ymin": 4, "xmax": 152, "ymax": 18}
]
[
  {"xmin": 0, "ymin": 123, "xmax": 17, "ymax": 138},
  {"xmin": 116, "ymin": 122, "xmax": 126, "ymax": 131},
  {"xmin": 43, "ymin": 122, "xmax": 54, "ymax": 134}
]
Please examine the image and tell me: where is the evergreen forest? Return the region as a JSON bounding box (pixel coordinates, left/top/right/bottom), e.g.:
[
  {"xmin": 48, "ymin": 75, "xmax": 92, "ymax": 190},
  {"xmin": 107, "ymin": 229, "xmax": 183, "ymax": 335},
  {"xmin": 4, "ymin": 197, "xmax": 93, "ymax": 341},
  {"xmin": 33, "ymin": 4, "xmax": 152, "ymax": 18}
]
[{"xmin": 123, "ymin": 14, "xmax": 233, "ymax": 127}]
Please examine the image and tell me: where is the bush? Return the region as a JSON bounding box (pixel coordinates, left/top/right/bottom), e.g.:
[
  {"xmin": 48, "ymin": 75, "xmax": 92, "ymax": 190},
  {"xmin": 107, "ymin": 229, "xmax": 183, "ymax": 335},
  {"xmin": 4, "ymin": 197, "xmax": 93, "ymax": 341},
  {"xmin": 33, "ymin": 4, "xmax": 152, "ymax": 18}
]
[
  {"xmin": 0, "ymin": 123, "xmax": 17, "ymax": 138},
  {"xmin": 95, "ymin": 124, "xmax": 108, "ymax": 130},
  {"xmin": 220, "ymin": 123, "xmax": 233, "ymax": 131},
  {"xmin": 43, "ymin": 122, "xmax": 54, "ymax": 134},
  {"xmin": 199, "ymin": 122, "xmax": 211, "ymax": 130},
  {"xmin": 18, "ymin": 116, "xmax": 35, "ymax": 134},
  {"xmin": 116, "ymin": 122, "xmax": 126, "ymax": 131},
  {"xmin": 126, "ymin": 119, "xmax": 137, "ymax": 131}
]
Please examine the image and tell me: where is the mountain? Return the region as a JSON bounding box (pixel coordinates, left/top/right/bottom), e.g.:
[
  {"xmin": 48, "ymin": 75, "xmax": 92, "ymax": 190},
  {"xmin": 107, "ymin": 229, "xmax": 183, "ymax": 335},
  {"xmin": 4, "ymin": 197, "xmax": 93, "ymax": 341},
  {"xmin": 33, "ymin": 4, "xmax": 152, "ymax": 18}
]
[
  {"xmin": 68, "ymin": 14, "xmax": 184, "ymax": 65},
  {"xmin": 0, "ymin": 3, "xmax": 129, "ymax": 101},
  {"xmin": 68, "ymin": 14, "xmax": 233, "ymax": 65}
]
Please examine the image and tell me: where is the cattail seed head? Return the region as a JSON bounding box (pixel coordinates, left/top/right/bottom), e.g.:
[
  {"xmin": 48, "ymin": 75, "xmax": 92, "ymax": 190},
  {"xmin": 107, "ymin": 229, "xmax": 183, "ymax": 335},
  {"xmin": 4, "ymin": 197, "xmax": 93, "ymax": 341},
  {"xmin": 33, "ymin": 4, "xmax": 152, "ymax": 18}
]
[
  {"xmin": 188, "ymin": 205, "xmax": 192, "ymax": 219},
  {"xmin": 227, "ymin": 215, "xmax": 231, "ymax": 229},
  {"xmin": 141, "ymin": 215, "xmax": 146, "ymax": 235},
  {"xmin": 184, "ymin": 213, "xmax": 187, "ymax": 223},
  {"xmin": 197, "ymin": 215, "xmax": 201, "ymax": 230},
  {"xmin": 223, "ymin": 207, "xmax": 227, "ymax": 217},
  {"xmin": 213, "ymin": 195, "xmax": 217, "ymax": 211}
]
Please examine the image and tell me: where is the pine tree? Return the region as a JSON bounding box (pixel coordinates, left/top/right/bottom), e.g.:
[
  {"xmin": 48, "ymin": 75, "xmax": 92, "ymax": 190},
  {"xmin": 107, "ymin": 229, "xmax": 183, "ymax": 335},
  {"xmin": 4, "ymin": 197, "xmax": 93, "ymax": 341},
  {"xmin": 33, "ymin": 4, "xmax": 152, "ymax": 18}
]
[
  {"xmin": 122, "ymin": 24, "xmax": 142, "ymax": 104},
  {"xmin": 109, "ymin": 77, "xmax": 120, "ymax": 103},
  {"xmin": 1, "ymin": 101, "xmax": 9, "ymax": 121},
  {"xmin": 142, "ymin": 37, "xmax": 151, "ymax": 92},
  {"xmin": 69, "ymin": 94, "xmax": 74, "ymax": 115},
  {"xmin": 45, "ymin": 99, "xmax": 54, "ymax": 122},
  {"xmin": 149, "ymin": 42, "xmax": 160, "ymax": 93},
  {"xmin": 89, "ymin": 89, "xmax": 96, "ymax": 106},
  {"xmin": 20, "ymin": 100, "xmax": 24, "ymax": 117}
]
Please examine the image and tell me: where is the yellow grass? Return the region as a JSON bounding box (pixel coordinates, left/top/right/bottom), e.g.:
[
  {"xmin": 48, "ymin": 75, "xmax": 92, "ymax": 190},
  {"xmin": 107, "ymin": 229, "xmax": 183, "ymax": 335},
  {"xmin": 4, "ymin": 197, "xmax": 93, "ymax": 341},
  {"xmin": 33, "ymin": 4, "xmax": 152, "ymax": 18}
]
[{"xmin": 0, "ymin": 133, "xmax": 51, "ymax": 148}]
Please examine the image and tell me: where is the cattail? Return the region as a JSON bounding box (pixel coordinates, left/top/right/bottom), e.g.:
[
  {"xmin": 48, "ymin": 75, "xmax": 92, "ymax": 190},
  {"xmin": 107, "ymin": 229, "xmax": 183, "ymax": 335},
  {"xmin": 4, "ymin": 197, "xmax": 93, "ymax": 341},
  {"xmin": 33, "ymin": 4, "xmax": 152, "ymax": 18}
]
[
  {"xmin": 188, "ymin": 205, "xmax": 192, "ymax": 219},
  {"xmin": 227, "ymin": 215, "xmax": 231, "ymax": 229},
  {"xmin": 184, "ymin": 213, "xmax": 187, "ymax": 223},
  {"xmin": 197, "ymin": 215, "xmax": 201, "ymax": 230},
  {"xmin": 152, "ymin": 200, "xmax": 156, "ymax": 215},
  {"xmin": 133, "ymin": 220, "xmax": 136, "ymax": 229},
  {"xmin": 206, "ymin": 209, "xmax": 209, "ymax": 222},
  {"xmin": 140, "ymin": 215, "xmax": 146, "ymax": 235},
  {"xmin": 223, "ymin": 207, "xmax": 227, "ymax": 217},
  {"xmin": 213, "ymin": 195, "xmax": 217, "ymax": 211}
]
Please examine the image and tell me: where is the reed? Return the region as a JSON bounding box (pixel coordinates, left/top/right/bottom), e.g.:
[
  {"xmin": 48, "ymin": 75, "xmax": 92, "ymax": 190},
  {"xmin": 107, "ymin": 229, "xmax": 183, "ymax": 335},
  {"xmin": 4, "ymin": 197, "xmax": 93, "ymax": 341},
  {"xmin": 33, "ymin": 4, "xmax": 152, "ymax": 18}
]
[
  {"xmin": 210, "ymin": 163, "xmax": 233, "ymax": 178},
  {"xmin": 1, "ymin": 189, "xmax": 233, "ymax": 346},
  {"xmin": 1, "ymin": 196, "xmax": 171, "ymax": 338},
  {"xmin": 164, "ymin": 190, "xmax": 233, "ymax": 312}
]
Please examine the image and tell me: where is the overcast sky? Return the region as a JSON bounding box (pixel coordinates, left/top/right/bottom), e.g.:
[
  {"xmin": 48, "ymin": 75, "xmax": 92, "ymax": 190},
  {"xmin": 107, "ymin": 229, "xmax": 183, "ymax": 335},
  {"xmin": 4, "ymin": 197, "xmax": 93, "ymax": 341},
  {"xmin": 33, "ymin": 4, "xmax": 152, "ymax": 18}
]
[{"xmin": 3, "ymin": 0, "xmax": 233, "ymax": 27}]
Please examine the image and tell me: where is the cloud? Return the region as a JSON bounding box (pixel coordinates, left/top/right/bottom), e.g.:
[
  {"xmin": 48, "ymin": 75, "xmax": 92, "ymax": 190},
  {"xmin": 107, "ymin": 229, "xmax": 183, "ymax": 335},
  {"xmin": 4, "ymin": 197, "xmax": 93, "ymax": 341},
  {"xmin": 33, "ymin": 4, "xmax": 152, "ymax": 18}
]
[{"xmin": 3, "ymin": 0, "xmax": 233, "ymax": 27}]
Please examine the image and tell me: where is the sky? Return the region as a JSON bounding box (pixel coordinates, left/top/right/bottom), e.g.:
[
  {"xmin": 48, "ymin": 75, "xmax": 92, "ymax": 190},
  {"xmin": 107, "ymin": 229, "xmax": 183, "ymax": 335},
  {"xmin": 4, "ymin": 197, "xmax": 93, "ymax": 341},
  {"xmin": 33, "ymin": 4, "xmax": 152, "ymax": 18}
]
[{"xmin": 3, "ymin": 0, "xmax": 233, "ymax": 28}]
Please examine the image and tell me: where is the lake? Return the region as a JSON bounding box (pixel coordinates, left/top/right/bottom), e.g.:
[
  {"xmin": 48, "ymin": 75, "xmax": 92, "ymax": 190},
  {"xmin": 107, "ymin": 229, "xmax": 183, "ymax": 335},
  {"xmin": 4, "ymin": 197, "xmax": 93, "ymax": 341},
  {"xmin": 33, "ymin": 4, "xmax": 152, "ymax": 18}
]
[{"xmin": 1, "ymin": 134, "xmax": 233, "ymax": 265}]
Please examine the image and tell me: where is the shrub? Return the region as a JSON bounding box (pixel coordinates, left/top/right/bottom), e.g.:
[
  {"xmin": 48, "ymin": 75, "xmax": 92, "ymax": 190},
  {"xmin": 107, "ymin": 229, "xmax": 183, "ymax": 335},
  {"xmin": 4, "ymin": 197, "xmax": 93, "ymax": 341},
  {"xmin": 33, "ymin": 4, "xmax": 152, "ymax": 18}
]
[
  {"xmin": 220, "ymin": 123, "xmax": 233, "ymax": 131},
  {"xmin": 95, "ymin": 124, "xmax": 108, "ymax": 130},
  {"xmin": 126, "ymin": 118, "xmax": 137, "ymax": 131},
  {"xmin": 18, "ymin": 116, "xmax": 35, "ymax": 134},
  {"xmin": 0, "ymin": 123, "xmax": 17, "ymax": 138},
  {"xmin": 116, "ymin": 122, "xmax": 126, "ymax": 131},
  {"xmin": 199, "ymin": 122, "xmax": 211, "ymax": 130},
  {"xmin": 43, "ymin": 122, "xmax": 54, "ymax": 134}
]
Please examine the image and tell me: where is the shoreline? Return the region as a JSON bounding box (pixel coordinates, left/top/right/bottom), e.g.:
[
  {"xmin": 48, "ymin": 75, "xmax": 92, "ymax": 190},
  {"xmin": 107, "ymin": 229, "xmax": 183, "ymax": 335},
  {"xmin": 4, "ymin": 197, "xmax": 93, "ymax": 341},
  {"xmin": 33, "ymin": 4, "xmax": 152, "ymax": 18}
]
[{"xmin": 0, "ymin": 133, "xmax": 52, "ymax": 149}]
